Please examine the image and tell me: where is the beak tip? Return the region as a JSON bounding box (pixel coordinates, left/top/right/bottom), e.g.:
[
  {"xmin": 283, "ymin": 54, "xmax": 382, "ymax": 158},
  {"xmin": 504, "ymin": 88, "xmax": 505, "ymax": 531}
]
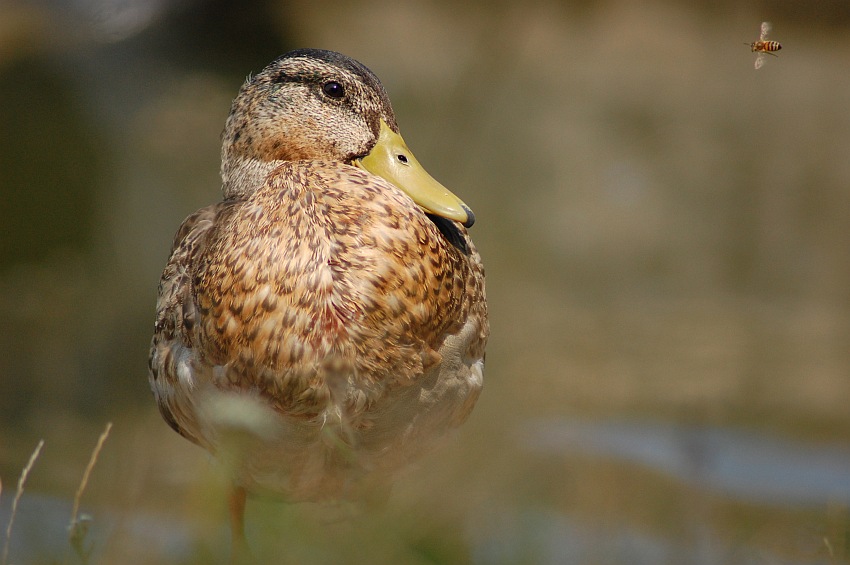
[{"xmin": 461, "ymin": 205, "xmax": 475, "ymax": 228}]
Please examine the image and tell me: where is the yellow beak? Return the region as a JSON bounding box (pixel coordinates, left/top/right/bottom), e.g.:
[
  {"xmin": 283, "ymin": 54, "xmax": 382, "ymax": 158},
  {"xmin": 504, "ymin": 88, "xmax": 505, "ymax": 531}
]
[{"xmin": 356, "ymin": 120, "xmax": 475, "ymax": 228}]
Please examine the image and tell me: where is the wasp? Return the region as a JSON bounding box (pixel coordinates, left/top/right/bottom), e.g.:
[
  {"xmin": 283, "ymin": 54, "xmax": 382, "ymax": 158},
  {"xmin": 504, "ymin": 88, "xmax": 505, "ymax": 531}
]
[{"xmin": 747, "ymin": 22, "xmax": 782, "ymax": 69}]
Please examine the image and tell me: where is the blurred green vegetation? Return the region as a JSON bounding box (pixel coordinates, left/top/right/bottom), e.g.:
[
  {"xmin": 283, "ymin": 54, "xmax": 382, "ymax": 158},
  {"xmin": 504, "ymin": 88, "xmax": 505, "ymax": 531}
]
[{"xmin": 3, "ymin": 0, "xmax": 850, "ymax": 563}]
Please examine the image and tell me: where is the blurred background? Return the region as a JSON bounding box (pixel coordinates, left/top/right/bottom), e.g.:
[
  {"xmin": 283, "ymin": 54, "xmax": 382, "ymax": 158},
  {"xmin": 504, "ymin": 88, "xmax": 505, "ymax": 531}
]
[{"xmin": 2, "ymin": 0, "xmax": 850, "ymax": 563}]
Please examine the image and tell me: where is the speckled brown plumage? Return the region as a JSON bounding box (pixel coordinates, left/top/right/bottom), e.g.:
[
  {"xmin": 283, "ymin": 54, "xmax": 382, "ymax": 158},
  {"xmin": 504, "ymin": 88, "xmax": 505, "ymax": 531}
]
[{"xmin": 148, "ymin": 49, "xmax": 487, "ymax": 507}]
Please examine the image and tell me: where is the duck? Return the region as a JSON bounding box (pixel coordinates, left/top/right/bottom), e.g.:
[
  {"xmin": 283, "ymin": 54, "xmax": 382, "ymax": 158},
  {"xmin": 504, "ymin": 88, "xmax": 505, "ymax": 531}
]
[{"xmin": 148, "ymin": 48, "xmax": 488, "ymax": 547}]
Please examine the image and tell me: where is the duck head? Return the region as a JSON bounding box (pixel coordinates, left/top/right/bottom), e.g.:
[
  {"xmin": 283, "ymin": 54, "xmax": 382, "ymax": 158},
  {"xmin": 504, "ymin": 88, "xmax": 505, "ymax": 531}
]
[{"xmin": 220, "ymin": 48, "xmax": 474, "ymax": 227}]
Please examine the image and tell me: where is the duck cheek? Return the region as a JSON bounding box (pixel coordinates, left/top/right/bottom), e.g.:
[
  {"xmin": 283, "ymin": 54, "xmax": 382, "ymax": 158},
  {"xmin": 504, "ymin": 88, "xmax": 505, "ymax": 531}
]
[{"xmin": 257, "ymin": 136, "xmax": 312, "ymax": 162}]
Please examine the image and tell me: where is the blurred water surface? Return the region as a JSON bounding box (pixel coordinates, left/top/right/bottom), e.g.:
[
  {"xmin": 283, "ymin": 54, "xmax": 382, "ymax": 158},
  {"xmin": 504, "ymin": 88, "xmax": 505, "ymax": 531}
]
[{"xmin": 2, "ymin": 0, "xmax": 850, "ymax": 563}]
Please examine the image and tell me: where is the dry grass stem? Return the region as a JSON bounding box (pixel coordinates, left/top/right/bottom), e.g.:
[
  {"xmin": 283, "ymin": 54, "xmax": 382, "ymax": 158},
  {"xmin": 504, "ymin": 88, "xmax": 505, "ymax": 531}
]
[
  {"xmin": 69, "ymin": 422, "xmax": 113, "ymax": 527},
  {"xmin": 2, "ymin": 439, "xmax": 45, "ymax": 565},
  {"xmin": 67, "ymin": 422, "xmax": 113, "ymax": 565}
]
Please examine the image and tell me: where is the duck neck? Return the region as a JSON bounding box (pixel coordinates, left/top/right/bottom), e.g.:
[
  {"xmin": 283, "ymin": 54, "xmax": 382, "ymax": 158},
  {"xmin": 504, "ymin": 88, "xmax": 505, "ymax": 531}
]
[{"xmin": 220, "ymin": 155, "xmax": 284, "ymax": 201}]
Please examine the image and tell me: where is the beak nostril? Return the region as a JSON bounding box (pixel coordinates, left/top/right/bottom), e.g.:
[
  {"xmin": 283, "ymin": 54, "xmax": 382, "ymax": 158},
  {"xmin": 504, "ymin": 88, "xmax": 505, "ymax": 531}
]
[{"xmin": 397, "ymin": 154, "xmax": 409, "ymax": 164}]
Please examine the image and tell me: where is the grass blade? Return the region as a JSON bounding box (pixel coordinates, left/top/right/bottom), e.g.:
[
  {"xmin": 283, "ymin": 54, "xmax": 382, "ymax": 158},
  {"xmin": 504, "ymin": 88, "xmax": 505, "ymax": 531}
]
[
  {"xmin": 67, "ymin": 422, "xmax": 113, "ymax": 565},
  {"xmin": 2, "ymin": 439, "xmax": 45, "ymax": 565}
]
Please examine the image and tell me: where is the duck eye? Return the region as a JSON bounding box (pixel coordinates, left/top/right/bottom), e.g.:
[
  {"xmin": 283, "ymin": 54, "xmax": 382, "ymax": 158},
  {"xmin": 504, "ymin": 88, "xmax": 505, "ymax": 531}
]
[{"xmin": 322, "ymin": 81, "xmax": 345, "ymax": 99}]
